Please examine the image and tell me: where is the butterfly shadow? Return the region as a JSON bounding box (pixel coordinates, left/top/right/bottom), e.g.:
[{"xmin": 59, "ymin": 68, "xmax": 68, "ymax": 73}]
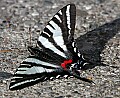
[
  {"xmin": 76, "ymin": 18, "xmax": 120, "ymax": 70},
  {"xmin": 0, "ymin": 72, "xmax": 13, "ymax": 80}
]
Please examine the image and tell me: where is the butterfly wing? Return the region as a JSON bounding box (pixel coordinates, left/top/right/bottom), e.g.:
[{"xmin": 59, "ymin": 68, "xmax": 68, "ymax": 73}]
[
  {"xmin": 9, "ymin": 4, "xmax": 76, "ymax": 90},
  {"xmin": 9, "ymin": 56, "xmax": 68, "ymax": 90},
  {"xmin": 37, "ymin": 4, "xmax": 76, "ymax": 62}
]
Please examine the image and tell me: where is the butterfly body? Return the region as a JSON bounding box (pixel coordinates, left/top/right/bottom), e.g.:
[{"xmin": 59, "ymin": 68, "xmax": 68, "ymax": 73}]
[{"xmin": 9, "ymin": 4, "xmax": 92, "ymax": 90}]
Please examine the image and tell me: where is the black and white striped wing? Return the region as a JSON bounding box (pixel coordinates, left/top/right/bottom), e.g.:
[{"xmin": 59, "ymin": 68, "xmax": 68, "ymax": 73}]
[
  {"xmin": 37, "ymin": 4, "xmax": 76, "ymax": 62},
  {"xmin": 9, "ymin": 56, "xmax": 65, "ymax": 90}
]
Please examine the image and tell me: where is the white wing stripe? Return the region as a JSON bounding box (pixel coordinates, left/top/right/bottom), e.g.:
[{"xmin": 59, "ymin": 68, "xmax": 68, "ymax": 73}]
[
  {"xmin": 72, "ymin": 42, "xmax": 75, "ymax": 47},
  {"xmin": 78, "ymin": 52, "xmax": 81, "ymax": 57},
  {"xmin": 56, "ymin": 75, "xmax": 61, "ymax": 78},
  {"xmin": 46, "ymin": 69, "xmax": 54, "ymax": 73},
  {"xmin": 58, "ymin": 10, "xmax": 62, "ymax": 15},
  {"xmin": 54, "ymin": 15, "xmax": 62, "ymax": 23},
  {"xmin": 12, "ymin": 76, "xmax": 22, "ymax": 79},
  {"xmin": 16, "ymin": 71, "xmax": 26, "ymax": 74},
  {"xmin": 16, "ymin": 67, "xmax": 54, "ymax": 75},
  {"xmin": 21, "ymin": 63, "xmax": 31, "ymax": 66},
  {"xmin": 11, "ymin": 77, "xmax": 23, "ymax": 82},
  {"xmin": 74, "ymin": 47, "xmax": 77, "ymax": 52},
  {"xmin": 18, "ymin": 67, "xmax": 29, "ymax": 71},
  {"xmin": 66, "ymin": 5, "xmax": 71, "ymax": 34},
  {"xmin": 24, "ymin": 58, "xmax": 59, "ymax": 68}
]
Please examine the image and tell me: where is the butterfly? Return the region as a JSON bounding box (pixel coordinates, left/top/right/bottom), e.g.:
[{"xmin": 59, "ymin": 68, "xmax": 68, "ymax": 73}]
[{"xmin": 9, "ymin": 4, "xmax": 93, "ymax": 90}]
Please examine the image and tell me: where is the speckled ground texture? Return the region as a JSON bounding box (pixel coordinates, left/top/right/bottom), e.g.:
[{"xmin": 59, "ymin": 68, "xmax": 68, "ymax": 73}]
[{"xmin": 0, "ymin": 0, "xmax": 120, "ymax": 98}]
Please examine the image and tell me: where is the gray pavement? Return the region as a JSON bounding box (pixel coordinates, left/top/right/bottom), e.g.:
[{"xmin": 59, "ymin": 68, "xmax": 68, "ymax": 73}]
[{"xmin": 0, "ymin": 0, "xmax": 120, "ymax": 98}]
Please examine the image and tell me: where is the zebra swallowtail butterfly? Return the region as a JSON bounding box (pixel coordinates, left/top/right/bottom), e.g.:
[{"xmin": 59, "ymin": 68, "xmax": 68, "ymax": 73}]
[{"xmin": 9, "ymin": 4, "xmax": 93, "ymax": 90}]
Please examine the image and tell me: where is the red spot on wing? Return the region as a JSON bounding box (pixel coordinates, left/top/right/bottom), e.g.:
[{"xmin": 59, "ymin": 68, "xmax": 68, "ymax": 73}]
[{"xmin": 61, "ymin": 59, "xmax": 72, "ymax": 69}]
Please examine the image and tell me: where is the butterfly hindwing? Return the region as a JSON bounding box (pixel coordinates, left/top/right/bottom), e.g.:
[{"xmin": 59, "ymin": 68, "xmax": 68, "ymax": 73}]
[{"xmin": 9, "ymin": 56, "xmax": 64, "ymax": 90}]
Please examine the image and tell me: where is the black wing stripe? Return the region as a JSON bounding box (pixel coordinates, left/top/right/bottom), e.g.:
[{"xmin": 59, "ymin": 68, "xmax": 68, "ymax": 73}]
[
  {"xmin": 41, "ymin": 32, "xmax": 50, "ymax": 38},
  {"xmin": 37, "ymin": 41, "xmax": 65, "ymax": 62},
  {"xmin": 69, "ymin": 5, "xmax": 76, "ymax": 39},
  {"xmin": 44, "ymin": 27, "xmax": 53, "ymax": 36},
  {"xmin": 28, "ymin": 47, "xmax": 62, "ymax": 65},
  {"xmin": 60, "ymin": 4, "xmax": 69, "ymax": 44}
]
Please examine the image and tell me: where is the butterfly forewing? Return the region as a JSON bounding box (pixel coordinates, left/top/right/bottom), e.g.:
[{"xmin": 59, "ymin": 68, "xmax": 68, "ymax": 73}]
[{"xmin": 37, "ymin": 4, "xmax": 76, "ymax": 59}]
